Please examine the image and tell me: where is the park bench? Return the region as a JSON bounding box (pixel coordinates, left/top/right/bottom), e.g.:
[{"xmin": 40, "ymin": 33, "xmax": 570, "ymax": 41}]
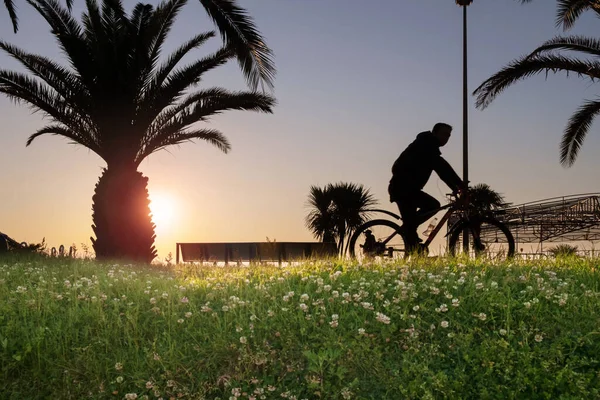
[{"xmin": 176, "ymin": 241, "xmax": 338, "ymax": 265}]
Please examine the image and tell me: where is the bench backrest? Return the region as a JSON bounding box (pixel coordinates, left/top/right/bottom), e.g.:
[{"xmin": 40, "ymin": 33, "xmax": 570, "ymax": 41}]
[{"xmin": 176, "ymin": 241, "xmax": 337, "ymax": 264}]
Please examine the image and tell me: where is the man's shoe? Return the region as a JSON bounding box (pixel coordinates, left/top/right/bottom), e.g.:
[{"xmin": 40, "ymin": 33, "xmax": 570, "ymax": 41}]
[
  {"xmin": 406, "ymin": 242, "xmax": 427, "ymax": 256},
  {"xmin": 398, "ymin": 226, "xmax": 423, "ymax": 243}
]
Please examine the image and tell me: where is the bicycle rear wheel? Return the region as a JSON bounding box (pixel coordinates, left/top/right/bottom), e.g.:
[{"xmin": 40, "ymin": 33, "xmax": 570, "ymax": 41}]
[
  {"xmin": 448, "ymin": 217, "xmax": 515, "ymax": 260},
  {"xmin": 349, "ymin": 219, "xmax": 409, "ymax": 262}
]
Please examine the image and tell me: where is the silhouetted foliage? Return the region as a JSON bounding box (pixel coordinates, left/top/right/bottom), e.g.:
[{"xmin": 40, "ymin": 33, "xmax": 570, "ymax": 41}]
[
  {"xmin": 0, "ymin": 231, "xmax": 46, "ymax": 255},
  {"xmin": 475, "ymin": 0, "xmax": 600, "ymax": 167},
  {"xmin": 4, "ymin": 1, "xmax": 75, "ymax": 33},
  {"xmin": 467, "ymin": 183, "xmax": 511, "ymax": 216},
  {"xmin": 519, "ymin": 0, "xmax": 600, "ymax": 31},
  {"xmin": 2, "ymin": 0, "xmax": 275, "ymax": 92},
  {"xmin": 305, "ymin": 186, "xmax": 337, "ymax": 245},
  {"xmin": 548, "ymin": 243, "xmax": 579, "ymax": 258},
  {"xmin": 0, "ymin": 0, "xmax": 275, "ymax": 263},
  {"xmin": 305, "ymin": 183, "xmax": 377, "ymax": 256}
]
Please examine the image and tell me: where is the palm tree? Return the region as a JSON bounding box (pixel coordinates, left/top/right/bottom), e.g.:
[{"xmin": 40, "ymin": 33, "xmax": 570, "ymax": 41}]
[
  {"xmin": 0, "ymin": 0, "xmax": 276, "ymax": 263},
  {"xmin": 474, "ymin": 0, "xmax": 600, "ymax": 167},
  {"xmin": 305, "ymin": 182, "xmax": 377, "ymax": 256},
  {"xmin": 3, "ymin": 0, "xmax": 275, "ymax": 92},
  {"xmin": 547, "ymin": 243, "xmax": 579, "ymax": 258},
  {"xmin": 467, "ymin": 183, "xmax": 511, "ymax": 216},
  {"xmin": 305, "ymin": 185, "xmax": 337, "ymax": 245},
  {"xmin": 448, "ymin": 183, "xmax": 510, "ymax": 246}
]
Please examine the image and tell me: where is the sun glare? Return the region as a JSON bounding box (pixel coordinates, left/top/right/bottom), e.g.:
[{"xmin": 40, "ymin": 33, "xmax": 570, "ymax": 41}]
[{"xmin": 149, "ymin": 193, "xmax": 176, "ymax": 231}]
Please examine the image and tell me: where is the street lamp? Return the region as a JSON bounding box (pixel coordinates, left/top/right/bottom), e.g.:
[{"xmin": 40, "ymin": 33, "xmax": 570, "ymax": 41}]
[{"xmin": 456, "ymin": 0, "xmax": 472, "ymax": 252}]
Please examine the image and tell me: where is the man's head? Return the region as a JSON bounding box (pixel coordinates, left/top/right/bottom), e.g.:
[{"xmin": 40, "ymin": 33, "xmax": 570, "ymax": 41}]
[{"xmin": 432, "ymin": 122, "xmax": 452, "ymax": 146}]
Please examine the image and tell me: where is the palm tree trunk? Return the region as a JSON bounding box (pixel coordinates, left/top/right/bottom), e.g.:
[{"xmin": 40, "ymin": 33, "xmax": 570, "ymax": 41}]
[
  {"xmin": 323, "ymin": 231, "xmax": 335, "ymax": 244},
  {"xmin": 91, "ymin": 166, "xmax": 157, "ymax": 263},
  {"xmin": 343, "ymin": 226, "xmax": 353, "ymax": 256},
  {"xmin": 337, "ymin": 223, "xmax": 346, "ymax": 257}
]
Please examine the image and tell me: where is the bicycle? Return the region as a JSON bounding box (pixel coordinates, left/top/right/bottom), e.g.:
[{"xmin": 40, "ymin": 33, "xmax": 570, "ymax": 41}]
[{"xmin": 348, "ymin": 188, "xmax": 515, "ymax": 261}]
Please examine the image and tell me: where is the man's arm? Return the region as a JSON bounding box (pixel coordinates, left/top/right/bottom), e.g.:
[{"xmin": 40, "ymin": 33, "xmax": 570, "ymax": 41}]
[{"xmin": 433, "ymin": 156, "xmax": 463, "ymax": 192}]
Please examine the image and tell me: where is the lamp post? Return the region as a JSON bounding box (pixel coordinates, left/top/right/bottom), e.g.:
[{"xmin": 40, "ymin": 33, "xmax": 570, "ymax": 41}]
[{"xmin": 456, "ymin": 0, "xmax": 472, "ymax": 253}]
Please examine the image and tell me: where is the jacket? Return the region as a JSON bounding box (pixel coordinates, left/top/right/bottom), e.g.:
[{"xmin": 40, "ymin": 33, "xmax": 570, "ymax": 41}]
[{"xmin": 389, "ymin": 131, "xmax": 462, "ymax": 201}]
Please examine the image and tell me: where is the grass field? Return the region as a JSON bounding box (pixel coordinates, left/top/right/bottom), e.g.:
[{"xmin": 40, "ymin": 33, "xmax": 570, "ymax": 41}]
[{"xmin": 1, "ymin": 254, "xmax": 599, "ymax": 399}]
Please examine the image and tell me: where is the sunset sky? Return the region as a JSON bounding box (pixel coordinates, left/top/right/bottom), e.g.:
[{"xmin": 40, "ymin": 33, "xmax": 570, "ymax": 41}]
[{"xmin": 1, "ymin": 0, "xmax": 600, "ymax": 260}]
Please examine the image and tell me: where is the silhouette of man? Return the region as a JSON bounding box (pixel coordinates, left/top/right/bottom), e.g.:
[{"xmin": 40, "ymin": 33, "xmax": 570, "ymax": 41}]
[
  {"xmin": 360, "ymin": 229, "xmax": 377, "ymax": 255},
  {"xmin": 388, "ymin": 122, "xmax": 463, "ymax": 250}
]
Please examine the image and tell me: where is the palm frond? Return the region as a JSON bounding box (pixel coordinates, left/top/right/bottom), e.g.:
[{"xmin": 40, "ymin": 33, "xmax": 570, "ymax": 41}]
[
  {"xmin": 0, "ymin": 69, "xmax": 100, "ymax": 150},
  {"xmin": 26, "ymin": 123, "xmax": 101, "ymax": 155},
  {"xmin": 130, "ymin": 2, "xmax": 154, "ymax": 34},
  {"xmin": 81, "ymin": 0, "xmax": 129, "ymax": 96},
  {"xmin": 526, "ymin": 35, "xmax": 600, "ymax": 59},
  {"xmin": 141, "ymin": 89, "xmax": 273, "ymax": 161},
  {"xmin": 81, "ymin": 0, "xmax": 103, "ymax": 48},
  {"xmin": 127, "ymin": 3, "xmax": 157, "ymax": 100},
  {"xmin": 0, "ymin": 40, "xmax": 90, "ymax": 111},
  {"xmin": 5, "ymin": 0, "xmax": 18, "ymax": 33},
  {"xmin": 163, "ymin": 45, "xmax": 233, "ymax": 88},
  {"xmin": 198, "ymin": 0, "xmax": 275, "ymax": 91},
  {"xmin": 136, "ymin": 128, "xmax": 229, "ymax": 162},
  {"xmin": 147, "ymin": 0, "xmax": 188, "ymax": 69},
  {"xmin": 560, "ymin": 99, "xmax": 600, "ymax": 166},
  {"xmin": 0, "ymin": 70, "xmax": 69, "ymax": 118},
  {"xmin": 149, "ymin": 31, "xmax": 215, "ymax": 92},
  {"xmin": 26, "ymin": 0, "xmax": 95, "ymax": 88},
  {"xmin": 100, "ymin": 0, "xmax": 126, "ymax": 33},
  {"xmin": 129, "ymin": 3, "xmax": 155, "ymax": 59},
  {"xmin": 473, "ymin": 54, "xmax": 600, "ymax": 109},
  {"xmin": 149, "ymin": 88, "xmax": 275, "ymax": 134},
  {"xmin": 137, "ymin": 31, "xmax": 216, "ymax": 127},
  {"xmin": 518, "ymin": 0, "xmax": 600, "ymax": 30},
  {"xmin": 142, "ymin": 46, "xmax": 234, "ymax": 124},
  {"xmin": 555, "ymin": 0, "xmax": 600, "ymax": 30}
]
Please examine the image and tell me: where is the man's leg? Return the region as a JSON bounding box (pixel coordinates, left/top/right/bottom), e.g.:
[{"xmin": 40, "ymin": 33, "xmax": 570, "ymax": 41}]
[
  {"xmin": 414, "ymin": 191, "xmax": 441, "ymax": 227},
  {"xmin": 395, "ymin": 195, "xmax": 420, "ymax": 248}
]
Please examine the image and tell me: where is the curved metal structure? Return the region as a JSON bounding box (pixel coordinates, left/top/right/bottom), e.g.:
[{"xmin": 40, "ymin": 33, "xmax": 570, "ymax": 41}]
[{"xmin": 448, "ymin": 193, "xmax": 600, "ymax": 245}]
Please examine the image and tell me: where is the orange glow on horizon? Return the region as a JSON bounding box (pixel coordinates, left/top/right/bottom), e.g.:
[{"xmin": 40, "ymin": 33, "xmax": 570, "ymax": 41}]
[{"xmin": 149, "ymin": 192, "xmax": 177, "ymax": 235}]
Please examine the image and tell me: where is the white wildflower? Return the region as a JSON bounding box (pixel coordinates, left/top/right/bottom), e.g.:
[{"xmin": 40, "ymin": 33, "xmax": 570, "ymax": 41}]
[
  {"xmin": 534, "ymin": 334, "xmax": 543, "ymax": 342},
  {"xmin": 375, "ymin": 312, "xmax": 391, "ymax": 325}
]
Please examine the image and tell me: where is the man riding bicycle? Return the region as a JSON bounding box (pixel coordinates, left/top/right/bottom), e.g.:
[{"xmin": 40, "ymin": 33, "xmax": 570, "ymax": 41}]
[{"xmin": 388, "ymin": 122, "xmax": 464, "ymax": 251}]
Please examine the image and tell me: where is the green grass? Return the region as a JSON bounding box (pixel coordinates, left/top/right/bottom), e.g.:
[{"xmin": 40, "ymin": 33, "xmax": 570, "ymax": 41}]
[{"xmin": 1, "ymin": 254, "xmax": 599, "ymax": 399}]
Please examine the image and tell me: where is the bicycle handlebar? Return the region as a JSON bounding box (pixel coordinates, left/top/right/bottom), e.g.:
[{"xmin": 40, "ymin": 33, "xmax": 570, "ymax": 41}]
[{"xmin": 446, "ymin": 184, "xmax": 472, "ymax": 204}]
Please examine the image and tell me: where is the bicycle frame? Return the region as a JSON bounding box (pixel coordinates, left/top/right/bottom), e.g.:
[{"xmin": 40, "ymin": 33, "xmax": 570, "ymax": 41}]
[
  {"xmin": 365, "ymin": 197, "xmax": 465, "ymax": 250},
  {"xmin": 422, "ymin": 202, "xmax": 455, "ymax": 247}
]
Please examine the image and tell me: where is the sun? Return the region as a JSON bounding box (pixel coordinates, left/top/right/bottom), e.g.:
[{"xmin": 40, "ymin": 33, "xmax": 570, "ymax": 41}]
[{"xmin": 149, "ymin": 193, "xmax": 176, "ymax": 231}]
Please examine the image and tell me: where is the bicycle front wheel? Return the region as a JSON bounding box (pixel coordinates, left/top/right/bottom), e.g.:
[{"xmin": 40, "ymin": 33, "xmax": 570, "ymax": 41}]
[
  {"xmin": 348, "ymin": 219, "xmax": 408, "ymax": 263},
  {"xmin": 448, "ymin": 217, "xmax": 515, "ymax": 260}
]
